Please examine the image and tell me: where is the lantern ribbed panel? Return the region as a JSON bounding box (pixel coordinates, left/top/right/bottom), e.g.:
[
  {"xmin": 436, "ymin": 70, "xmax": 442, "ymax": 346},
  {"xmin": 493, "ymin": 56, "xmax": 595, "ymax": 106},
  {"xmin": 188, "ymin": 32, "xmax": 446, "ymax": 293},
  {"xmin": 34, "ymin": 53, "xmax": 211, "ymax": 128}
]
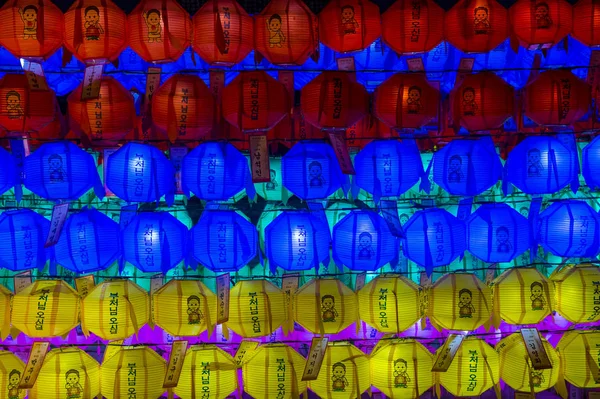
[
  {"xmin": 0, "ymin": 209, "xmax": 49, "ymax": 271},
  {"xmin": 557, "ymin": 330, "xmax": 600, "ymax": 388},
  {"xmin": 509, "ymin": 0, "xmax": 573, "ymax": 48},
  {"xmin": 0, "ymin": 148, "xmax": 20, "ymax": 197},
  {"xmin": 0, "ymin": 351, "xmax": 25, "ymax": 399},
  {"xmin": 583, "ymin": 135, "xmax": 600, "ymax": 190},
  {"xmin": 552, "ymin": 264, "xmax": 600, "ymax": 324},
  {"xmin": 0, "ymin": 286, "xmax": 11, "ymax": 339},
  {"xmin": 572, "ymin": 0, "xmax": 600, "ymax": 47}
]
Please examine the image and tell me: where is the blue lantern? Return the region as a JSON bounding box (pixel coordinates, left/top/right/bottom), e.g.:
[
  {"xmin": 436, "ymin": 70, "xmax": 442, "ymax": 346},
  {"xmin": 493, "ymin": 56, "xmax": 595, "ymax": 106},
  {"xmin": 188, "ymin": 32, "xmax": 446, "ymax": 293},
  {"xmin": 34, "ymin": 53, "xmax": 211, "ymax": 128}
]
[
  {"xmin": 122, "ymin": 212, "xmax": 188, "ymax": 273},
  {"xmin": 55, "ymin": 209, "xmax": 121, "ymax": 273},
  {"xmin": 582, "ymin": 135, "xmax": 600, "ymax": 190},
  {"xmin": 106, "ymin": 143, "xmax": 175, "ymax": 205},
  {"xmin": 282, "ymin": 141, "xmax": 348, "ymax": 200},
  {"xmin": 466, "ymin": 204, "xmax": 530, "ymax": 263},
  {"xmin": 23, "ymin": 141, "xmax": 104, "ymax": 201},
  {"xmin": 0, "ymin": 147, "xmax": 20, "ymax": 198},
  {"xmin": 332, "ymin": 210, "xmax": 398, "ymax": 271},
  {"xmin": 265, "ymin": 211, "xmax": 331, "ymax": 271},
  {"xmin": 181, "ymin": 142, "xmax": 254, "ymax": 201},
  {"xmin": 0, "ymin": 209, "xmax": 49, "ymax": 271},
  {"xmin": 190, "ymin": 210, "xmax": 257, "ymax": 272},
  {"xmin": 537, "ymin": 200, "xmax": 600, "ymax": 258}
]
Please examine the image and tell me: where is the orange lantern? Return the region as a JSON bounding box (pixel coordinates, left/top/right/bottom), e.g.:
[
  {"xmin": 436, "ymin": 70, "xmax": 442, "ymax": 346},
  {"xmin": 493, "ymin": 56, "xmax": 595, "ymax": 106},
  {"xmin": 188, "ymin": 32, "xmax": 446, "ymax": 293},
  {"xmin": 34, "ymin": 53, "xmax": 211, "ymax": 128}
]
[
  {"xmin": 318, "ymin": 0, "xmax": 382, "ymax": 53},
  {"xmin": 254, "ymin": 0, "xmax": 318, "ymax": 65},
  {"xmin": 0, "ymin": 0, "xmax": 64, "ymax": 60},
  {"xmin": 192, "ymin": 0, "xmax": 253, "ymax": 66},
  {"xmin": 127, "ymin": 0, "xmax": 192, "ymax": 63},
  {"xmin": 572, "ymin": 0, "xmax": 600, "ymax": 47},
  {"xmin": 63, "ymin": 0, "xmax": 127, "ymax": 63},
  {"xmin": 509, "ymin": 0, "xmax": 573, "ymax": 49},
  {"xmin": 382, "ymin": 0, "xmax": 444, "ymax": 55}
]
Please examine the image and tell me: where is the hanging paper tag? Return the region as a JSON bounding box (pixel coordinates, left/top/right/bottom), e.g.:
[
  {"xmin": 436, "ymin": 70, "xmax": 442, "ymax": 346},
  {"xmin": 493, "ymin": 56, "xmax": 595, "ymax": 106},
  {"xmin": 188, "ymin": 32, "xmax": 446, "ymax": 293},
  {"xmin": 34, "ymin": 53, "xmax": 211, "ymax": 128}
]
[
  {"xmin": 102, "ymin": 148, "xmax": 119, "ymax": 197},
  {"xmin": 170, "ymin": 147, "xmax": 188, "ymax": 195},
  {"xmin": 282, "ymin": 273, "xmax": 300, "ymax": 299},
  {"xmin": 420, "ymin": 271, "xmax": 432, "ymax": 287},
  {"xmin": 485, "ymin": 265, "xmax": 496, "ymax": 284},
  {"xmin": 9, "ymin": 138, "xmax": 28, "ymax": 182},
  {"xmin": 75, "ymin": 275, "xmax": 95, "ymax": 297},
  {"xmin": 520, "ymin": 328, "xmax": 552, "ymax": 369},
  {"xmin": 163, "ymin": 340, "xmax": 188, "ymax": 388},
  {"xmin": 21, "ymin": 59, "xmax": 49, "ymax": 91},
  {"xmin": 380, "ymin": 200, "xmax": 403, "ymax": 237},
  {"xmin": 120, "ymin": 204, "xmax": 138, "ymax": 230},
  {"xmin": 528, "ymin": 53, "xmax": 542, "ymax": 84},
  {"xmin": 150, "ymin": 274, "xmax": 164, "ymax": 295},
  {"xmin": 216, "ymin": 273, "xmax": 231, "ymax": 324},
  {"xmin": 336, "ymin": 56, "xmax": 356, "ymax": 82},
  {"xmin": 301, "ymin": 337, "xmax": 329, "ymax": 381},
  {"xmin": 457, "ymin": 197, "xmax": 473, "ymax": 221},
  {"xmin": 569, "ymin": 385, "xmax": 584, "ymax": 399},
  {"xmin": 13, "ymin": 270, "xmax": 32, "ymax": 293},
  {"xmin": 249, "ymin": 133, "xmax": 270, "ymax": 183},
  {"xmin": 210, "ymin": 70, "xmax": 225, "ymax": 137},
  {"xmin": 145, "ymin": 67, "xmax": 162, "ymax": 111},
  {"xmin": 45, "ymin": 203, "xmax": 70, "ymax": 248},
  {"xmin": 279, "ymin": 71, "xmax": 295, "ymax": 114},
  {"xmin": 407, "ymin": 57, "xmax": 425, "ymax": 72},
  {"xmin": 234, "ymin": 340, "xmax": 259, "ymax": 368},
  {"xmin": 103, "ymin": 340, "xmax": 124, "ymax": 363},
  {"xmin": 328, "ymin": 131, "xmax": 355, "ymax": 175},
  {"xmin": 454, "ymin": 58, "xmax": 475, "ymax": 87},
  {"xmin": 19, "ymin": 341, "xmax": 49, "ymax": 389},
  {"xmin": 81, "ymin": 64, "xmax": 104, "ymax": 100},
  {"xmin": 307, "ymin": 202, "xmax": 328, "ymax": 228},
  {"xmin": 431, "ymin": 333, "xmax": 465, "ymax": 372},
  {"xmin": 355, "ymin": 272, "xmax": 366, "ymax": 291}
]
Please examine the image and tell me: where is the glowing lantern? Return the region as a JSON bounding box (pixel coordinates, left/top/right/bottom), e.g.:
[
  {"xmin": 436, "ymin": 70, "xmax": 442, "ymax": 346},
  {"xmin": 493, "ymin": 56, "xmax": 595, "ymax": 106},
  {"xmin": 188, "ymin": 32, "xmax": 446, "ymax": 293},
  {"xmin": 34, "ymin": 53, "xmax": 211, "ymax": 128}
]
[
  {"xmin": 0, "ymin": 148, "xmax": 20, "ymax": 197},
  {"xmin": 12, "ymin": 280, "xmax": 79, "ymax": 337},
  {"xmin": 100, "ymin": 346, "xmax": 166, "ymax": 399},
  {"xmin": 509, "ymin": 0, "xmax": 573, "ymax": 49},
  {"xmin": 552, "ymin": 263, "xmax": 600, "ymax": 323},
  {"xmin": 0, "ymin": 209, "xmax": 49, "ymax": 271},
  {"xmin": 572, "ymin": 0, "xmax": 600, "ymax": 47},
  {"xmin": 557, "ymin": 330, "xmax": 600, "ymax": 388},
  {"xmin": 0, "ymin": 286, "xmax": 11, "ymax": 339},
  {"xmin": 0, "ymin": 352, "xmax": 25, "ymax": 399},
  {"xmin": 582, "ymin": 135, "xmax": 600, "ymax": 190},
  {"xmin": 81, "ymin": 280, "xmax": 149, "ymax": 340}
]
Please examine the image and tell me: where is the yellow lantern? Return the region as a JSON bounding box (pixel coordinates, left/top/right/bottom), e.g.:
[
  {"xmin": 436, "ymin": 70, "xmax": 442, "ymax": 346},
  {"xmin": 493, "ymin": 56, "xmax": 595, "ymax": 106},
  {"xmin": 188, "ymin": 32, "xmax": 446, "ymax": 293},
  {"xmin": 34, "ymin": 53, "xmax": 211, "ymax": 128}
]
[
  {"xmin": 242, "ymin": 343, "xmax": 307, "ymax": 399},
  {"xmin": 492, "ymin": 267, "xmax": 554, "ymax": 325},
  {"xmin": 308, "ymin": 342, "xmax": 370, "ymax": 399},
  {"xmin": 227, "ymin": 280, "xmax": 287, "ymax": 338},
  {"xmin": 100, "ymin": 346, "xmax": 166, "ymax": 399},
  {"xmin": 152, "ymin": 279, "xmax": 217, "ymax": 337},
  {"xmin": 293, "ymin": 278, "xmax": 357, "ymax": 334},
  {"xmin": 11, "ymin": 279, "xmax": 79, "ymax": 337},
  {"xmin": 175, "ymin": 344, "xmax": 238, "ymax": 399},
  {"xmin": 557, "ymin": 330, "xmax": 600, "ymax": 388},
  {"xmin": 0, "ymin": 285, "xmax": 11, "ymax": 339},
  {"xmin": 0, "ymin": 351, "xmax": 25, "ymax": 399},
  {"xmin": 29, "ymin": 347, "xmax": 100, "ymax": 399},
  {"xmin": 357, "ymin": 275, "xmax": 422, "ymax": 333},
  {"xmin": 81, "ymin": 280, "xmax": 149, "ymax": 340},
  {"xmin": 551, "ymin": 263, "xmax": 600, "ymax": 323},
  {"xmin": 370, "ymin": 338, "xmax": 434, "ymax": 398},
  {"xmin": 428, "ymin": 272, "xmax": 492, "ymax": 331}
]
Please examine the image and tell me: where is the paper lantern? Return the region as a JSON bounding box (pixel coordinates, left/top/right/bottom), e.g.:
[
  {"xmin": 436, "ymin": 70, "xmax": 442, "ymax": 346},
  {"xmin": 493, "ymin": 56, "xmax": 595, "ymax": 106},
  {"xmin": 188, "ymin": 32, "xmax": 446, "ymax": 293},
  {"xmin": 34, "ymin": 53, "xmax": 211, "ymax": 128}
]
[
  {"xmin": 308, "ymin": 342, "xmax": 370, "ymax": 398},
  {"xmin": 151, "ymin": 74, "xmax": 215, "ymax": 142},
  {"xmin": 127, "ymin": 0, "xmax": 192, "ymax": 63},
  {"xmin": 572, "ymin": 0, "xmax": 600, "ymax": 47},
  {"xmin": 582, "ymin": 135, "xmax": 600, "ymax": 190},
  {"xmin": 0, "ymin": 351, "xmax": 25, "ymax": 399},
  {"xmin": 333, "ymin": 210, "xmax": 399, "ymax": 271},
  {"xmin": 492, "ymin": 267, "xmax": 554, "ymax": 325},
  {"xmin": 437, "ymin": 338, "xmax": 499, "ymax": 397},
  {"xmin": 30, "ymin": 347, "xmax": 100, "ymax": 399},
  {"xmin": 509, "ymin": 0, "xmax": 573, "ymax": 49},
  {"xmin": 370, "ymin": 339, "xmax": 434, "ymax": 398},
  {"xmin": 242, "ymin": 344, "xmax": 307, "ymax": 398},
  {"xmin": 452, "ymin": 72, "xmax": 514, "ymax": 132},
  {"xmin": 445, "ymin": 0, "xmax": 509, "ymax": 53},
  {"xmin": 0, "ymin": 209, "xmax": 49, "ymax": 271},
  {"xmin": 55, "ymin": 208, "xmax": 122, "ymax": 273},
  {"xmin": 100, "ymin": 346, "xmax": 166, "ymax": 399},
  {"xmin": 0, "ymin": 286, "xmax": 11, "ymax": 339},
  {"xmin": 175, "ymin": 345, "xmax": 238, "ymax": 399},
  {"xmin": 63, "ymin": 0, "xmax": 127, "ymax": 62},
  {"xmin": 81, "ymin": 280, "xmax": 149, "ymax": 340},
  {"xmin": 0, "ymin": 0, "xmax": 64, "ymax": 59},
  {"xmin": 0, "ymin": 147, "xmax": 20, "ymax": 197},
  {"xmin": 301, "ymin": 72, "xmax": 369, "ymax": 130},
  {"xmin": 152, "ymin": 279, "xmax": 217, "ymax": 337},
  {"xmin": 254, "ymin": 0, "xmax": 318, "ymax": 65},
  {"xmin": 318, "ymin": 0, "xmax": 381, "ymax": 53},
  {"xmin": 227, "ymin": 279, "xmax": 287, "ymax": 338},
  {"xmin": 467, "ymin": 203, "xmax": 530, "ymax": 263},
  {"xmin": 12, "ymin": 280, "xmax": 79, "ymax": 337},
  {"xmin": 552, "ymin": 263, "xmax": 600, "ymax": 323},
  {"xmin": 557, "ymin": 330, "xmax": 600, "ymax": 388}
]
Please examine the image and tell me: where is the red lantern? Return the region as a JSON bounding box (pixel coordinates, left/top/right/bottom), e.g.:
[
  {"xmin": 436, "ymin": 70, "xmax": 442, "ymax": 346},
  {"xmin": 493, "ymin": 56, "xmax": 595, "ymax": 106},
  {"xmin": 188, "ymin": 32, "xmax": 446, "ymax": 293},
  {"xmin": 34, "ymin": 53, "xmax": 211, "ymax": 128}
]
[
  {"xmin": 524, "ymin": 70, "xmax": 591, "ymax": 126},
  {"xmin": 509, "ymin": 0, "xmax": 573, "ymax": 49},
  {"xmin": 301, "ymin": 71, "xmax": 369, "ymax": 129},
  {"xmin": 127, "ymin": 0, "xmax": 192, "ymax": 63},
  {"xmin": 291, "ymin": 105, "xmax": 325, "ymax": 140},
  {"xmin": 0, "ymin": 0, "xmax": 64, "ymax": 60},
  {"xmin": 28, "ymin": 103, "xmax": 64, "ymax": 145},
  {"xmin": 572, "ymin": 0, "xmax": 600, "ymax": 47},
  {"xmin": 254, "ymin": 0, "xmax": 318, "ymax": 65},
  {"xmin": 452, "ymin": 72, "xmax": 514, "ymax": 131},
  {"xmin": 318, "ymin": 0, "xmax": 381, "ymax": 53},
  {"xmin": 192, "ymin": 0, "xmax": 253, "ymax": 66},
  {"xmin": 381, "ymin": 0, "xmax": 444, "ymax": 54},
  {"xmin": 63, "ymin": 0, "xmax": 127, "ymax": 63}
]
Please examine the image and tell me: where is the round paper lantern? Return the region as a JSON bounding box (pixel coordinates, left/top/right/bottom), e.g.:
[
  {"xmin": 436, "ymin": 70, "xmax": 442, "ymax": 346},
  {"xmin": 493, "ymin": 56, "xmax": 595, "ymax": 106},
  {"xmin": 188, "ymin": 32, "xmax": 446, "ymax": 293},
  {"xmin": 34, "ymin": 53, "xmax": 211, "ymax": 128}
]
[
  {"xmin": 552, "ymin": 263, "xmax": 600, "ymax": 324},
  {"xmin": 30, "ymin": 347, "xmax": 100, "ymax": 399},
  {"xmin": 445, "ymin": 0, "xmax": 509, "ymax": 53},
  {"xmin": 127, "ymin": 0, "xmax": 191, "ymax": 63},
  {"xmin": 509, "ymin": 0, "xmax": 573, "ymax": 49},
  {"xmin": 492, "ymin": 267, "xmax": 554, "ymax": 325},
  {"xmin": 572, "ymin": 0, "xmax": 600, "ymax": 47},
  {"xmin": 467, "ymin": 203, "xmax": 530, "ymax": 263},
  {"xmin": 370, "ymin": 339, "xmax": 434, "ymax": 398},
  {"xmin": 100, "ymin": 346, "xmax": 166, "ymax": 399},
  {"xmin": 81, "ymin": 280, "xmax": 149, "ymax": 340},
  {"xmin": 452, "ymin": 72, "xmax": 514, "ymax": 132},
  {"xmin": 557, "ymin": 330, "xmax": 600, "ymax": 388},
  {"xmin": 63, "ymin": 0, "xmax": 127, "ymax": 62},
  {"xmin": 301, "ymin": 72, "xmax": 369, "ymax": 130},
  {"xmin": 0, "ymin": 0, "xmax": 64, "ymax": 59},
  {"xmin": 0, "ymin": 148, "xmax": 19, "ymax": 197},
  {"xmin": 582, "ymin": 135, "xmax": 600, "ymax": 190},
  {"xmin": 318, "ymin": 0, "xmax": 381, "ymax": 53},
  {"xmin": 0, "ymin": 286, "xmax": 11, "ymax": 339},
  {"xmin": 254, "ymin": 0, "xmax": 318, "ymax": 65},
  {"xmin": 12, "ymin": 280, "xmax": 79, "ymax": 338},
  {"xmin": 333, "ymin": 210, "xmax": 399, "ymax": 271},
  {"xmin": 0, "ymin": 209, "xmax": 49, "ymax": 271},
  {"xmin": 152, "ymin": 279, "xmax": 217, "ymax": 337},
  {"xmin": 242, "ymin": 344, "xmax": 307, "ymax": 398},
  {"xmin": 265, "ymin": 210, "xmax": 330, "ymax": 271},
  {"xmin": 227, "ymin": 279, "xmax": 287, "ymax": 338},
  {"xmin": 0, "ymin": 351, "xmax": 25, "ymax": 399},
  {"xmin": 55, "ymin": 208, "xmax": 122, "ymax": 273}
]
